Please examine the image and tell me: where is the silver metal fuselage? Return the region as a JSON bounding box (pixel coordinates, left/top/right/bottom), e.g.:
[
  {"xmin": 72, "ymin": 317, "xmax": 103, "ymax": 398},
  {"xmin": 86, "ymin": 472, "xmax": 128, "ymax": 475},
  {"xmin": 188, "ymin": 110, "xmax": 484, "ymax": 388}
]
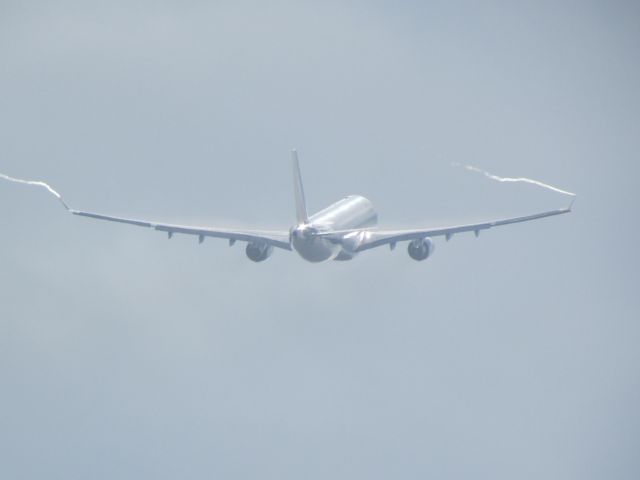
[{"xmin": 291, "ymin": 195, "xmax": 377, "ymax": 262}]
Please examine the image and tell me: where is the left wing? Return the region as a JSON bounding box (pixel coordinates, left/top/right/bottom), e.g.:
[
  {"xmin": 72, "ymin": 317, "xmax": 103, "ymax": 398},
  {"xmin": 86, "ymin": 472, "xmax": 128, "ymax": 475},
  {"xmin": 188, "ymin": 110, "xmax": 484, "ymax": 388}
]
[{"xmin": 70, "ymin": 209, "xmax": 292, "ymax": 250}]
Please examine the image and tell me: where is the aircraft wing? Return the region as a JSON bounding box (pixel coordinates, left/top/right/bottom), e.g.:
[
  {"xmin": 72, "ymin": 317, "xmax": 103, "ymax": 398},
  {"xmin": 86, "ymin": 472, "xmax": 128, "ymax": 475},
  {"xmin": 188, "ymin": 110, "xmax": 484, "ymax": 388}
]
[
  {"xmin": 352, "ymin": 206, "xmax": 572, "ymax": 252},
  {"xmin": 69, "ymin": 209, "xmax": 292, "ymax": 250}
]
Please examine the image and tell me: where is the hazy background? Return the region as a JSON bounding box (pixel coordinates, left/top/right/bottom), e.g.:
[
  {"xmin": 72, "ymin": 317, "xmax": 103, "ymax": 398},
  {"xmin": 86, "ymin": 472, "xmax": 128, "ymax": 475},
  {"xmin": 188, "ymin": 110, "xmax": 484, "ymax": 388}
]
[{"xmin": 1, "ymin": 1, "xmax": 638, "ymax": 478}]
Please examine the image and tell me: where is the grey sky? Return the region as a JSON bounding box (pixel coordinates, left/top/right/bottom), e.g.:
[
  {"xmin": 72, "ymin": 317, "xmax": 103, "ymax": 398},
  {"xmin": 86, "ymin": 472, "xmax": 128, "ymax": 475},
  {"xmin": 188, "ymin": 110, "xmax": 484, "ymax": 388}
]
[{"xmin": 1, "ymin": 1, "xmax": 639, "ymax": 479}]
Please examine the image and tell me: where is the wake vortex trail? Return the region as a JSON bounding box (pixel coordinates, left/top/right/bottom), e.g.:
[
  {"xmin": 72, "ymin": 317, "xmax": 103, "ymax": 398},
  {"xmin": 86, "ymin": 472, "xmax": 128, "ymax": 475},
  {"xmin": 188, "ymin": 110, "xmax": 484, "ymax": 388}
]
[
  {"xmin": 452, "ymin": 163, "xmax": 576, "ymax": 197},
  {"xmin": 0, "ymin": 172, "xmax": 70, "ymax": 209}
]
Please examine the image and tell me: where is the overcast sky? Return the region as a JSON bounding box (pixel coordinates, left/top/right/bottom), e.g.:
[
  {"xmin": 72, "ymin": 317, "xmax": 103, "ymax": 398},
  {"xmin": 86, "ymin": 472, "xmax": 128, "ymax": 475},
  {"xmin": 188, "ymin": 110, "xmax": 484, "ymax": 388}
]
[{"xmin": 1, "ymin": 1, "xmax": 639, "ymax": 479}]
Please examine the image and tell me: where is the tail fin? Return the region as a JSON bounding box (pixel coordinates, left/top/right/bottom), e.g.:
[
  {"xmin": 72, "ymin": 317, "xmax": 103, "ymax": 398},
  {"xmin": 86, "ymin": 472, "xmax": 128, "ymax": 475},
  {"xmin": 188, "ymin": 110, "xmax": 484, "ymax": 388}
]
[{"xmin": 291, "ymin": 149, "xmax": 309, "ymax": 224}]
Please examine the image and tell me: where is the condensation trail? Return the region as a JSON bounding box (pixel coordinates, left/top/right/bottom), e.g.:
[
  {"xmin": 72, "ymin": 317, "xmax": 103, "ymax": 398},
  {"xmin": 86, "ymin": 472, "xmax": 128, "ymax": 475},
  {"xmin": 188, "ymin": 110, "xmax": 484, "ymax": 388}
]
[
  {"xmin": 0, "ymin": 172, "xmax": 69, "ymax": 209},
  {"xmin": 452, "ymin": 163, "xmax": 576, "ymax": 197}
]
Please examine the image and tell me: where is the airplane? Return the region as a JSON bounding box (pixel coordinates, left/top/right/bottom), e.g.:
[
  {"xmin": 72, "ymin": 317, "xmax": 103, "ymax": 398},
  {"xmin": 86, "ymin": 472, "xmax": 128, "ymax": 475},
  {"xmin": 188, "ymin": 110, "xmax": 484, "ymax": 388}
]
[{"xmin": 58, "ymin": 150, "xmax": 573, "ymax": 263}]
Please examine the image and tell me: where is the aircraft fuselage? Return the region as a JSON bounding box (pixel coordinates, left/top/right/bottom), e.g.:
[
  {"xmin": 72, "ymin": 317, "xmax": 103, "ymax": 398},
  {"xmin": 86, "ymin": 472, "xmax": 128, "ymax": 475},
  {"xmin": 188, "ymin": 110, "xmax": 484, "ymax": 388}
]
[{"xmin": 291, "ymin": 195, "xmax": 377, "ymax": 262}]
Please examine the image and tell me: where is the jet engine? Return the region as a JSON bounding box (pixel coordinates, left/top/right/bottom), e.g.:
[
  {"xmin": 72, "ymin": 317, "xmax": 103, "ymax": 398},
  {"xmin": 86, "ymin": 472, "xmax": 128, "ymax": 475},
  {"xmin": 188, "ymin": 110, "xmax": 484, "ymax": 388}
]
[
  {"xmin": 407, "ymin": 238, "xmax": 435, "ymax": 261},
  {"xmin": 245, "ymin": 242, "xmax": 273, "ymax": 262}
]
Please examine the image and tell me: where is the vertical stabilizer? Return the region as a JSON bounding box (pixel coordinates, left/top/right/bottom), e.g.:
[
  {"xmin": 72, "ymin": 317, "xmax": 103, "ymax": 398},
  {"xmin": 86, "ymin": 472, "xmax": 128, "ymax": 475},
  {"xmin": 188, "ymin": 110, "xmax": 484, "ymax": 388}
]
[{"xmin": 291, "ymin": 149, "xmax": 309, "ymax": 224}]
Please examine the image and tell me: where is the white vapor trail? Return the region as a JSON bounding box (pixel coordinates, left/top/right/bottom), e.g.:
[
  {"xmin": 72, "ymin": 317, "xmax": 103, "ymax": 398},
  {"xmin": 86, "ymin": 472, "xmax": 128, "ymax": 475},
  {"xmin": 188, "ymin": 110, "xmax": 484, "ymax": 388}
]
[
  {"xmin": 0, "ymin": 172, "xmax": 69, "ymax": 209},
  {"xmin": 452, "ymin": 163, "xmax": 576, "ymax": 197}
]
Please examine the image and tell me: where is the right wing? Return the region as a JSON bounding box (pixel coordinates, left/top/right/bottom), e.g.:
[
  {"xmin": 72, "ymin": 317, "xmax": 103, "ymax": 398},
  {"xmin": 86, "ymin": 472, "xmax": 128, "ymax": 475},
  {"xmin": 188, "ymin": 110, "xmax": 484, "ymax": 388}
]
[
  {"xmin": 315, "ymin": 205, "xmax": 572, "ymax": 252},
  {"xmin": 70, "ymin": 208, "xmax": 292, "ymax": 250},
  {"xmin": 355, "ymin": 206, "xmax": 571, "ymax": 252}
]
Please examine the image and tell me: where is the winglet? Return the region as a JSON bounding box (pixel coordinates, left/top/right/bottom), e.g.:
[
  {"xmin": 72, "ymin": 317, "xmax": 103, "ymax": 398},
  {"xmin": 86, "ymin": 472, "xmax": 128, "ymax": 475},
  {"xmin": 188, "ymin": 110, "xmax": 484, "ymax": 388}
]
[
  {"xmin": 568, "ymin": 196, "xmax": 577, "ymax": 211},
  {"xmin": 292, "ymin": 149, "xmax": 309, "ymax": 224}
]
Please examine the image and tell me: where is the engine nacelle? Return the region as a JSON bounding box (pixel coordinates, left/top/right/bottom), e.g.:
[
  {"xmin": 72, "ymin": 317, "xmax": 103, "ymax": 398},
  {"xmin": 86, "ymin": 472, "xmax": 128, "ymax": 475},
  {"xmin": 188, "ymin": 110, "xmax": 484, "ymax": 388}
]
[
  {"xmin": 245, "ymin": 242, "xmax": 273, "ymax": 262},
  {"xmin": 407, "ymin": 238, "xmax": 435, "ymax": 261}
]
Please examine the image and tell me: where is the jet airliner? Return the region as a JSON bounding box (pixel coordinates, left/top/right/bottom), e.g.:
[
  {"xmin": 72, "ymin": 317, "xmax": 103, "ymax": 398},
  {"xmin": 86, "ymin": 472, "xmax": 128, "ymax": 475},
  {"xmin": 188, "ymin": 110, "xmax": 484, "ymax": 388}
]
[{"xmin": 62, "ymin": 151, "xmax": 572, "ymax": 263}]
